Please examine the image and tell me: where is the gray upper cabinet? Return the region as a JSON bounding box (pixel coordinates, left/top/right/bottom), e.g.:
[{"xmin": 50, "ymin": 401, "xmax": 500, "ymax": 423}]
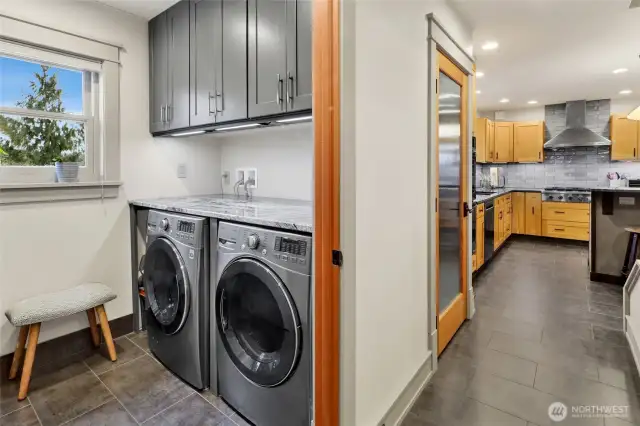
[
  {"xmin": 248, "ymin": 0, "xmax": 288, "ymax": 118},
  {"xmin": 166, "ymin": 1, "xmax": 190, "ymax": 130},
  {"xmin": 190, "ymin": 0, "xmax": 247, "ymax": 127},
  {"xmin": 286, "ymin": 0, "xmax": 312, "ymax": 112},
  {"xmin": 149, "ymin": 13, "xmax": 168, "ymax": 133}
]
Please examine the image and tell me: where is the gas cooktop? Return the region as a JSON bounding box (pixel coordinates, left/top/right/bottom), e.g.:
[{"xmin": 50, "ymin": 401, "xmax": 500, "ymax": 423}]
[{"xmin": 542, "ymin": 187, "xmax": 591, "ymax": 203}]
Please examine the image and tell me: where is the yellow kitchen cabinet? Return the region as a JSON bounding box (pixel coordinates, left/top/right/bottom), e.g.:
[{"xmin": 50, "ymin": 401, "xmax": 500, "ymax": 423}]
[
  {"xmin": 505, "ymin": 195, "xmax": 512, "ymax": 238},
  {"xmin": 494, "ymin": 197, "xmax": 502, "ymax": 250},
  {"xmin": 512, "ymin": 192, "xmax": 526, "ymax": 234},
  {"xmin": 475, "ymin": 118, "xmax": 490, "ymax": 163},
  {"xmin": 542, "ymin": 202, "xmax": 590, "ymax": 241},
  {"xmin": 610, "ymin": 114, "xmax": 640, "ymax": 161},
  {"xmin": 488, "ymin": 120, "xmax": 495, "ymax": 162},
  {"xmin": 494, "ymin": 122, "xmax": 514, "ymax": 163},
  {"xmin": 514, "ymin": 121, "xmax": 544, "ymax": 163},
  {"xmin": 524, "ymin": 192, "xmax": 542, "ymax": 236}
]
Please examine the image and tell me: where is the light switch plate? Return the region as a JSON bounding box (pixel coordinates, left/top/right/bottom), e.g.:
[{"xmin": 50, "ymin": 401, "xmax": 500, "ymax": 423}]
[{"xmin": 177, "ymin": 163, "xmax": 187, "ymax": 178}]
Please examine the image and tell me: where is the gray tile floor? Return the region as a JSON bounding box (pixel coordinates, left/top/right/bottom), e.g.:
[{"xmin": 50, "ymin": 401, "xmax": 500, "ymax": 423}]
[
  {"xmin": 0, "ymin": 332, "xmax": 249, "ymax": 426},
  {"xmin": 403, "ymin": 238, "xmax": 640, "ymax": 426}
]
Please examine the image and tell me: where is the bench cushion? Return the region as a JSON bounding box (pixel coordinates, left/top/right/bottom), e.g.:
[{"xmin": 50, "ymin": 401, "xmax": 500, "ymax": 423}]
[{"xmin": 5, "ymin": 283, "xmax": 117, "ymax": 327}]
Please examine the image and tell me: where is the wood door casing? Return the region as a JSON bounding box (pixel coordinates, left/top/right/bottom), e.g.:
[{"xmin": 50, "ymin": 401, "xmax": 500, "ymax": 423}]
[
  {"xmin": 610, "ymin": 114, "xmax": 639, "ymax": 161},
  {"xmin": 514, "ymin": 121, "xmax": 544, "ymax": 163},
  {"xmin": 435, "ymin": 51, "xmax": 468, "ymax": 356},
  {"xmin": 525, "ymin": 192, "xmax": 542, "ymax": 236}
]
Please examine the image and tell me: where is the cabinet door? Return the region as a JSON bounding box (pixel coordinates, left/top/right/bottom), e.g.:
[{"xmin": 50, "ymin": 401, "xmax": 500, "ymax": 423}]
[
  {"xmin": 218, "ymin": 0, "xmax": 248, "ymax": 122},
  {"xmin": 248, "ymin": 0, "xmax": 287, "ymax": 117},
  {"xmin": 167, "ymin": 1, "xmax": 191, "ymax": 130},
  {"xmin": 525, "ymin": 192, "xmax": 542, "ymax": 236},
  {"xmin": 494, "ymin": 122, "xmax": 513, "ymax": 163},
  {"xmin": 475, "ymin": 118, "xmax": 487, "ymax": 163},
  {"xmin": 285, "ymin": 0, "xmax": 312, "ymax": 112},
  {"xmin": 512, "ymin": 192, "xmax": 525, "ymax": 234},
  {"xmin": 610, "ymin": 114, "xmax": 639, "ymax": 160},
  {"xmin": 514, "ymin": 121, "xmax": 544, "ymax": 163},
  {"xmin": 190, "ymin": 0, "xmax": 219, "ymax": 127},
  {"xmin": 488, "ymin": 121, "xmax": 495, "ymax": 162},
  {"xmin": 149, "ymin": 13, "xmax": 168, "ymax": 133}
]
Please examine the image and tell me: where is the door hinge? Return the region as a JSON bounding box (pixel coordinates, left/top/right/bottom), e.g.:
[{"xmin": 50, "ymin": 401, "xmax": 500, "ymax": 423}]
[
  {"xmin": 436, "ymin": 316, "xmax": 439, "ymax": 329},
  {"xmin": 332, "ymin": 250, "xmax": 343, "ymax": 267},
  {"xmin": 435, "ymin": 79, "xmax": 438, "ymax": 94}
]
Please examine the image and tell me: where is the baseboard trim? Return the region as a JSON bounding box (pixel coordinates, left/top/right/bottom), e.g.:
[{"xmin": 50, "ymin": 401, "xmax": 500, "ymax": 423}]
[
  {"xmin": 626, "ymin": 315, "xmax": 640, "ymax": 375},
  {"xmin": 590, "ymin": 272, "xmax": 624, "ymax": 285},
  {"xmin": 378, "ymin": 353, "xmax": 434, "ymax": 426},
  {"xmin": 1, "ymin": 313, "xmax": 133, "ymax": 372}
]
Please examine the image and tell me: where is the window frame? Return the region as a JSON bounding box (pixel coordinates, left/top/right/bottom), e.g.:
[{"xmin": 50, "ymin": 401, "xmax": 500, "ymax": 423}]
[{"xmin": 0, "ymin": 41, "xmax": 101, "ymax": 184}]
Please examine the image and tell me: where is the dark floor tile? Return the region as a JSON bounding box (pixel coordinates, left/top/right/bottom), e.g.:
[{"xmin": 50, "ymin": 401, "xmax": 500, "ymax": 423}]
[
  {"xmin": 457, "ymin": 398, "xmax": 527, "ymax": 426},
  {"xmin": 541, "ymin": 324, "xmax": 594, "ymax": 347},
  {"xmin": 84, "ymin": 336, "xmax": 145, "ymax": 375},
  {"xmin": 592, "ymin": 326, "xmax": 628, "ymax": 347},
  {"xmin": 100, "ymin": 355, "xmax": 194, "ymax": 423},
  {"xmin": 604, "ymin": 417, "xmax": 634, "ymax": 425},
  {"xmin": 474, "ymin": 347, "xmax": 537, "ymax": 386},
  {"xmin": 588, "ymin": 282, "xmax": 623, "ymax": 297},
  {"xmin": 0, "ymin": 405, "xmax": 40, "ymax": 426},
  {"xmin": 126, "ymin": 331, "xmax": 150, "ymax": 352},
  {"xmin": 143, "ymin": 394, "xmax": 233, "ymax": 426},
  {"xmin": 430, "ymin": 355, "xmax": 477, "ymax": 392},
  {"xmin": 0, "ymin": 376, "xmax": 29, "ymax": 416},
  {"xmin": 229, "ymin": 412, "xmax": 252, "ymax": 426},
  {"xmin": 410, "ymin": 384, "xmax": 467, "ymax": 422},
  {"xmin": 66, "ymin": 399, "xmax": 137, "ymax": 426},
  {"xmin": 200, "ymin": 390, "xmax": 237, "ymax": 417},
  {"xmin": 585, "ymin": 311, "xmax": 623, "ymax": 331},
  {"xmin": 589, "ymin": 292, "xmax": 623, "ymax": 308},
  {"xmin": 29, "ymin": 370, "xmax": 114, "ymax": 426},
  {"xmin": 598, "ymin": 366, "xmax": 640, "ymax": 395},
  {"xmin": 401, "ymin": 412, "xmax": 439, "ymax": 426},
  {"xmin": 589, "ymin": 302, "xmax": 623, "ymax": 319}
]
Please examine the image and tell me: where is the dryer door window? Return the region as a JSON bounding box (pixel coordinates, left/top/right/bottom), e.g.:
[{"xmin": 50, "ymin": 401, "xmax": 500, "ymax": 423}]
[
  {"xmin": 143, "ymin": 238, "xmax": 190, "ymax": 335},
  {"xmin": 216, "ymin": 258, "xmax": 301, "ymax": 387}
]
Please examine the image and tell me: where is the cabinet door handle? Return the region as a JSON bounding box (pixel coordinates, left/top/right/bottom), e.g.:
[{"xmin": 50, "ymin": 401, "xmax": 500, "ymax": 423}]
[
  {"xmin": 496, "ymin": 152, "xmax": 499, "ymax": 160},
  {"xmin": 554, "ymin": 228, "xmax": 564, "ymax": 232},
  {"xmin": 532, "ymin": 207, "xmax": 534, "ymax": 215},
  {"xmin": 539, "ymin": 151, "xmax": 541, "ymax": 160},
  {"xmin": 635, "ymin": 148, "xmax": 637, "ymax": 157},
  {"xmin": 208, "ymin": 92, "xmax": 216, "ymax": 116},
  {"xmin": 161, "ymin": 105, "xmax": 165, "ymax": 123},
  {"xmin": 555, "ymin": 211, "xmax": 565, "ymax": 214},
  {"xmin": 166, "ymin": 105, "xmax": 172, "ymax": 122},
  {"xmin": 287, "ymin": 72, "xmax": 294, "ymax": 105},
  {"xmin": 276, "ymin": 74, "xmax": 283, "ymax": 108},
  {"xmin": 216, "ymin": 92, "xmax": 224, "ymax": 114}
]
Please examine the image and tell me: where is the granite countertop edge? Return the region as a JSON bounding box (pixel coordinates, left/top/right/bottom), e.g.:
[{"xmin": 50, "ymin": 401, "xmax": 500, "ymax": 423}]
[
  {"xmin": 473, "ymin": 186, "xmax": 640, "ymax": 204},
  {"xmin": 129, "ymin": 196, "xmax": 313, "ymax": 234}
]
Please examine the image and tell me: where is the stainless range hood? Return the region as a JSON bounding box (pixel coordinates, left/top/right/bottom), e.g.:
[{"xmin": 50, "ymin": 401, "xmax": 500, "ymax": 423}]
[{"xmin": 543, "ymin": 100, "xmax": 611, "ymax": 149}]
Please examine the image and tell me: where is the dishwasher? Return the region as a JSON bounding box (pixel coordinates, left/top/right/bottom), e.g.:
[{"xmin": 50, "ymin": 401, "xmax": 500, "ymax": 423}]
[{"xmin": 484, "ymin": 200, "xmax": 495, "ymax": 264}]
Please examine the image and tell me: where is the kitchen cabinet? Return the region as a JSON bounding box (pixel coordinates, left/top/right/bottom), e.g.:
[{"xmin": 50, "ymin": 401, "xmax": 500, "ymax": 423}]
[
  {"xmin": 524, "ymin": 192, "xmax": 542, "ymax": 236},
  {"xmin": 248, "ymin": 0, "xmax": 312, "ymax": 118},
  {"xmin": 475, "ymin": 118, "xmax": 490, "ymax": 163},
  {"xmin": 488, "ymin": 120, "xmax": 495, "ymax": 162},
  {"xmin": 149, "ymin": 1, "xmax": 190, "ymax": 133},
  {"xmin": 505, "ymin": 194, "xmax": 512, "ymax": 238},
  {"xmin": 512, "ymin": 192, "xmax": 526, "ymax": 234},
  {"xmin": 494, "ymin": 122, "xmax": 514, "ymax": 163},
  {"xmin": 610, "ymin": 114, "xmax": 640, "ymax": 161},
  {"xmin": 542, "ymin": 202, "xmax": 589, "ymax": 241},
  {"xmin": 494, "ymin": 195, "xmax": 509, "ymax": 249},
  {"xmin": 190, "ymin": 0, "xmax": 248, "ymax": 126},
  {"xmin": 472, "ymin": 254, "xmax": 477, "ymax": 272},
  {"xmin": 514, "ymin": 121, "xmax": 544, "ymax": 163}
]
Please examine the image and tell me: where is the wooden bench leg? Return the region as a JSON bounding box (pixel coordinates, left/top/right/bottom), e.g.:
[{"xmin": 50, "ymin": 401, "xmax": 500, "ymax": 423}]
[
  {"xmin": 87, "ymin": 308, "xmax": 101, "ymax": 347},
  {"xmin": 95, "ymin": 305, "xmax": 117, "ymax": 362},
  {"xmin": 9, "ymin": 326, "xmax": 29, "ymax": 380},
  {"xmin": 18, "ymin": 323, "xmax": 41, "ymax": 401}
]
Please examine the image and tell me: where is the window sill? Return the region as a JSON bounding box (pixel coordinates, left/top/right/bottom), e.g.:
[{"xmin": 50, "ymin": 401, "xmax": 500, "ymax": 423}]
[{"xmin": 0, "ymin": 181, "xmax": 122, "ymax": 204}]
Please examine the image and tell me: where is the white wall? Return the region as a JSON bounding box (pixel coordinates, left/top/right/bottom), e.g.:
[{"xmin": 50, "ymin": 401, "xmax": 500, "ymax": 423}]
[
  {"xmin": 341, "ymin": 1, "xmax": 472, "ymax": 425},
  {"xmin": 216, "ymin": 123, "xmax": 313, "ymax": 200},
  {"xmin": 0, "ymin": 0, "xmax": 221, "ymax": 356}
]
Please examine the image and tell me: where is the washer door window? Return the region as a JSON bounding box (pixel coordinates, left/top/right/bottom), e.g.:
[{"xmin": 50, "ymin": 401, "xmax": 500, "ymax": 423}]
[
  {"xmin": 143, "ymin": 238, "xmax": 190, "ymax": 335},
  {"xmin": 217, "ymin": 258, "xmax": 301, "ymax": 387}
]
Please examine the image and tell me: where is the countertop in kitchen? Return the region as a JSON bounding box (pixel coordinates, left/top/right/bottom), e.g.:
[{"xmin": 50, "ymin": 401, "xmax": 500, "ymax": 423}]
[
  {"xmin": 129, "ymin": 194, "xmax": 313, "ymax": 233},
  {"xmin": 473, "ymin": 188, "xmax": 541, "ymax": 204}
]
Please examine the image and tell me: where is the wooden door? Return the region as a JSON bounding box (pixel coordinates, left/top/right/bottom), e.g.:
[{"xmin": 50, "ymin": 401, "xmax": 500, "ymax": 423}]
[
  {"xmin": 475, "ymin": 118, "xmax": 488, "ymax": 163},
  {"xmin": 512, "ymin": 192, "xmax": 526, "ymax": 234},
  {"xmin": 436, "ymin": 52, "xmax": 469, "ymax": 356},
  {"xmin": 610, "ymin": 114, "xmax": 639, "ymax": 160},
  {"xmin": 494, "ymin": 122, "xmax": 513, "ymax": 163},
  {"xmin": 525, "ymin": 192, "xmax": 542, "ymax": 236},
  {"xmin": 514, "ymin": 121, "xmax": 544, "ymax": 163}
]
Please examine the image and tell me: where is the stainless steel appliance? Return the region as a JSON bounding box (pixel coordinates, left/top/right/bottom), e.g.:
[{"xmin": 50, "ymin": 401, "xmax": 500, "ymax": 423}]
[
  {"xmin": 472, "ymin": 206, "xmax": 477, "ymax": 256},
  {"xmin": 542, "ymin": 187, "xmax": 591, "ymax": 203},
  {"xmin": 215, "ymin": 222, "xmax": 312, "ymax": 426},
  {"xmin": 484, "ymin": 200, "xmax": 495, "ymax": 264},
  {"xmin": 143, "ymin": 210, "xmax": 210, "ymax": 389}
]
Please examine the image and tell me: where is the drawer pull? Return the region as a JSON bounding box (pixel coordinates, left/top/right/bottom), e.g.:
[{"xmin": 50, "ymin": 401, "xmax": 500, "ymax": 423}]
[
  {"xmin": 554, "ymin": 211, "xmax": 565, "ymax": 214},
  {"xmin": 554, "ymin": 228, "xmax": 564, "ymax": 231}
]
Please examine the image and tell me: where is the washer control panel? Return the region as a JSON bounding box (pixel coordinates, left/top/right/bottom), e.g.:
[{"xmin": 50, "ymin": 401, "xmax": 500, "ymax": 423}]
[
  {"xmin": 147, "ymin": 210, "xmax": 205, "ymax": 248},
  {"xmin": 218, "ymin": 222, "xmax": 312, "ymax": 274}
]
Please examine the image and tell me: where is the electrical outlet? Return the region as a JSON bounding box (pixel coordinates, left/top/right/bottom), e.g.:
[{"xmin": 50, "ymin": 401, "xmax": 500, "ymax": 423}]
[
  {"xmin": 245, "ymin": 168, "xmax": 258, "ymax": 188},
  {"xmin": 177, "ymin": 163, "xmax": 187, "ymax": 178},
  {"xmin": 222, "ymin": 171, "xmax": 230, "ymax": 185}
]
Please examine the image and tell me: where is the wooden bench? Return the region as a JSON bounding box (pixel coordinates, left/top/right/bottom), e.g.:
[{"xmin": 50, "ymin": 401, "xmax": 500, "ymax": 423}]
[{"xmin": 4, "ymin": 283, "xmax": 117, "ymax": 400}]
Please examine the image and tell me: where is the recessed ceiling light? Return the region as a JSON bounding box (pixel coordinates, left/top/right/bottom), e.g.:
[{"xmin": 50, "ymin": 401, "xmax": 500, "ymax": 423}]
[
  {"xmin": 528, "ymin": 100, "xmax": 538, "ymax": 104},
  {"xmin": 620, "ymin": 89, "xmax": 633, "ymax": 95},
  {"xmin": 613, "ymin": 68, "xmax": 628, "ymax": 74},
  {"xmin": 481, "ymin": 41, "xmax": 499, "ymax": 51},
  {"xmin": 476, "ymin": 71, "xmax": 484, "ymax": 78},
  {"xmin": 476, "ymin": 90, "xmax": 482, "ymax": 94},
  {"xmin": 499, "ymin": 98, "xmax": 510, "ymax": 103}
]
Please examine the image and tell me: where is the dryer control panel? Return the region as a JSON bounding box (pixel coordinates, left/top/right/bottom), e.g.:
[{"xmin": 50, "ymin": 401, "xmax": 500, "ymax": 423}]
[
  {"xmin": 218, "ymin": 222, "xmax": 312, "ymax": 275},
  {"xmin": 147, "ymin": 210, "xmax": 206, "ymax": 249}
]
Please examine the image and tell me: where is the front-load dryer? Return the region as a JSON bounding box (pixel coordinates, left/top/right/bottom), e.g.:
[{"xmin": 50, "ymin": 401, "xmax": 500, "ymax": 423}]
[
  {"xmin": 215, "ymin": 221, "xmax": 312, "ymax": 426},
  {"xmin": 143, "ymin": 210, "xmax": 209, "ymax": 389}
]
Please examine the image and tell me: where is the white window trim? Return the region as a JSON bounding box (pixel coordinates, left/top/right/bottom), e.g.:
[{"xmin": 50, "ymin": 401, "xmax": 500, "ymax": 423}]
[{"xmin": 0, "ymin": 15, "xmax": 122, "ymax": 204}]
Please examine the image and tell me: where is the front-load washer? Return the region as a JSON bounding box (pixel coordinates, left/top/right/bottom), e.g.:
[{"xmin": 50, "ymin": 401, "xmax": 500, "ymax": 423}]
[
  {"xmin": 215, "ymin": 221, "xmax": 312, "ymax": 426},
  {"xmin": 143, "ymin": 210, "xmax": 209, "ymax": 389}
]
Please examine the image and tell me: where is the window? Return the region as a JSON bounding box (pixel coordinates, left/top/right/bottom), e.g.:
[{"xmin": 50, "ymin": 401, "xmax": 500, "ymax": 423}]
[{"xmin": 0, "ymin": 41, "xmax": 102, "ymax": 184}]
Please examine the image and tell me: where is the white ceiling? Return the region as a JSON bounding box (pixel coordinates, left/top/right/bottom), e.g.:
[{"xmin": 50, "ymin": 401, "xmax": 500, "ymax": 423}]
[
  {"xmin": 451, "ymin": 0, "xmax": 640, "ymax": 111},
  {"xmin": 94, "ymin": 0, "xmax": 179, "ymax": 20}
]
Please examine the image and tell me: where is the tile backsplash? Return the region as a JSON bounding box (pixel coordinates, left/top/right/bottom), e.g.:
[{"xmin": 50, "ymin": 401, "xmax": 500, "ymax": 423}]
[{"xmin": 476, "ymin": 99, "xmax": 640, "ymax": 188}]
